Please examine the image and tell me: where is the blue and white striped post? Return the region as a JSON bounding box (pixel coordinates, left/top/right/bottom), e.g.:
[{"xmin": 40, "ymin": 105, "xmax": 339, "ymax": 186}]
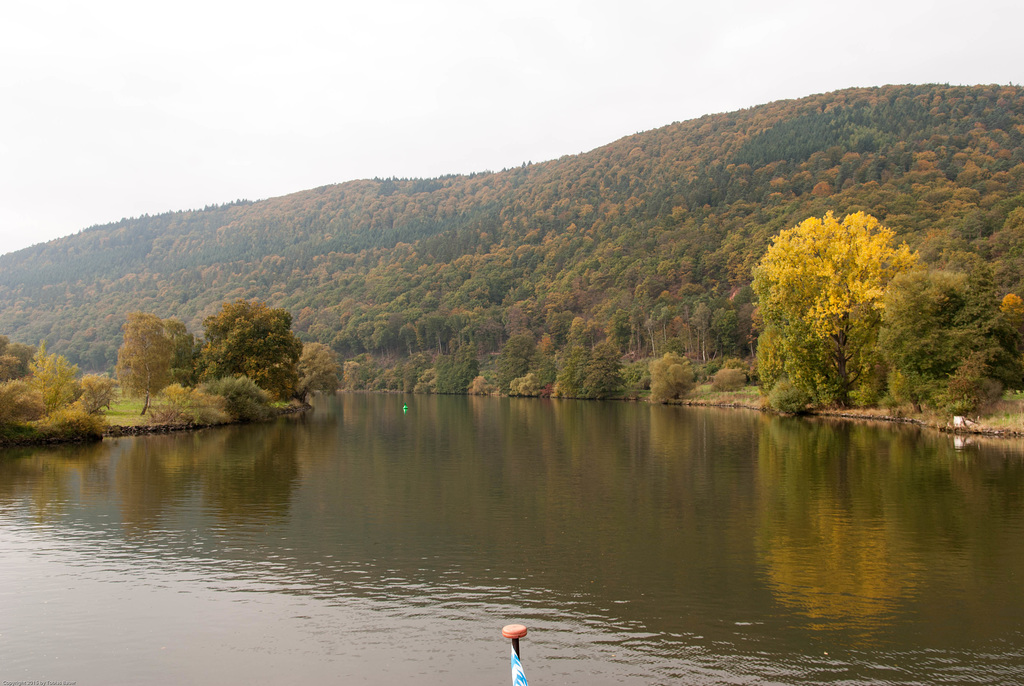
[{"xmin": 502, "ymin": 624, "xmax": 529, "ymax": 686}]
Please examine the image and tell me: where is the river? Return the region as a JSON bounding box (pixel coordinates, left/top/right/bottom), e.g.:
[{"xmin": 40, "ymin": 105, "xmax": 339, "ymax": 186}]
[{"xmin": 1, "ymin": 394, "xmax": 1023, "ymax": 684}]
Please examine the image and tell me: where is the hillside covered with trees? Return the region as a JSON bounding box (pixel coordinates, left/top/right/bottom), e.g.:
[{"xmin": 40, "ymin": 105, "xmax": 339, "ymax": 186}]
[{"xmin": 1, "ymin": 84, "xmax": 1023, "ymax": 381}]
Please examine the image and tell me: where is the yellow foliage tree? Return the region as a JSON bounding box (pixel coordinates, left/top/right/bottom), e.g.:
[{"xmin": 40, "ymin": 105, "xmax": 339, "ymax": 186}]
[
  {"xmin": 753, "ymin": 211, "xmax": 918, "ymax": 406},
  {"xmin": 1000, "ymin": 292, "xmax": 1024, "ymax": 333},
  {"xmin": 116, "ymin": 312, "xmax": 173, "ymax": 415}
]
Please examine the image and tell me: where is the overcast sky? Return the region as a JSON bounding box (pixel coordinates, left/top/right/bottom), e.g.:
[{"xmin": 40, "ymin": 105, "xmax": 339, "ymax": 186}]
[{"xmin": 1, "ymin": 0, "xmax": 1022, "ymax": 256}]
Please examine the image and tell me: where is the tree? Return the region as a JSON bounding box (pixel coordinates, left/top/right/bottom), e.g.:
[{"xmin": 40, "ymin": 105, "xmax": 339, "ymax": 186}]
[
  {"xmin": 582, "ymin": 341, "xmax": 623, "ymax": 398},
  {"xmin": 753, "ymin": 211, "xmax": 917, "ymax": 406},
  {"xmin": 164, "ymin": 319, "xmax": 199, "ymax": 386},
  {"xmin": 555, "ymin": 344, "xmax": 589, "ymax": 398},
  {"xmin": 649, "ymin": 352, "xmax": 695, "ymax": 403},
  {"xmin": 496, "ymin": 334, "xmax": 535, "ymax": 393},
  {"xmin": 433, "ymin": 344, "xmax": 479, "ymax": 394},
  {"xmin": 200, "ymin": 300, "xmax": 303, "ymax": 400},
  {"xmin": 30, "ymin": 341, "xmax": 82, "ymax": 414},
  {"xmin": 116, "ymin": 313, "xmax": 173, "ymax": 415},
  {"xmin": 880, "ymin": 268, "xmax": 1023, "ymax": 412},
  {"xmin": 0, "ymin": 336, "xmax": 35, "ymax": 381},
  {"xmin": 293, "ymin": 342, "xmax": 341, "ymax": 403}
]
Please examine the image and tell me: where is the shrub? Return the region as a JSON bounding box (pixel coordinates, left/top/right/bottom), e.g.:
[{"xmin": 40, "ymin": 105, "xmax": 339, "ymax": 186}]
[
  {"xmin": 203, "ymin": 376, "xmax": 272, "ymax": 422},
  {"xmin": 711, "ymin": 368, "xmax": 747, "ymax": 392},
  {"xmin": 0, "ymin": 380, "xmax": 45, "ymax": 425},
  {"xmin": 77, "ymin": 375, "xmax": 118, "ymax": 414},
  {"xmin": 699, "ymin": 359, "xmax": 723, "ymax": 382},
  {"xmin": 413, "ymin": 368, "xmax": 436, "ymax": 394},
  {"xmin": 621, "ymin": 359, "xmax": 651, "ymax": 391},
  {"xmin": 509, "ymin": 373, "xmax": 542, "ymax": 397},
  {"xmin": 468, "ymin": 375, "xmax": 494, "ymax": 395},
  {"xmin": 768, "ymin": 379, "xmax": 810, "ymax": 414},
  {"xmin": 40, "ymin": 406, "xmax": 106, "ymax": 440},
  {"xmin": 150, "ymin": 383, "xmax": 228, "ymax": 425},
  {"xmin": 939, "ymin": 352, "xmax": 1003, "ymax": 416}
]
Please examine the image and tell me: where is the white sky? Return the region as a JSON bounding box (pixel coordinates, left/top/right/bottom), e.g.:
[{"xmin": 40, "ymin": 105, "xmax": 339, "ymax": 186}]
[{"xmin": 1, "ymin": 0, "xmax": 1022, "ymax": 256}]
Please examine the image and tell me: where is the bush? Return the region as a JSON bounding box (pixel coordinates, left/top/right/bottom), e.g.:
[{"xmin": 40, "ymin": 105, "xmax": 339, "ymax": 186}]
[
  {"xmin": 40, "ymin": 406, "xmax": 106, "ymax": 440},
  {"xmin": 150, "ymin": 383, "xmax": 228, "ymax": 425},
  {"xmin": 621, "ymin": 359, "xmax": 651, "ymax": 391},
  {"xmin": 768, "ymin": 379, "xmax": 810, "ymax": 414},
  {"xmin": 939, "ymin": 352, "xmax": 1004, "ymax": 415},
  {"xmin": 699, "ymin": 359, "xmax": 723, "ymax": 382},
  {"xmin": 203, "ymin": 376, "xmax": 272, "ymax": 422},
  {"xmin": 77, "ymin": 375, "xmax": 118, "ymax": 415},
  {"xmin": 509, "ymin": 373, "xmax": 542, "ymax": 397},
  {"xmin": 413, "ymin": 367, "xmax": 436, "ymax": 394},
  {"xmin": 711, "ymin": 368, "xmax": 747, "ymax": 392},
  {"xmin": 468, "ymin": 375, "xmax": 494, "ymax": 395},
  {"xmin": 0, "ymin": 380, "xmax": 45, "ymax": 425}
]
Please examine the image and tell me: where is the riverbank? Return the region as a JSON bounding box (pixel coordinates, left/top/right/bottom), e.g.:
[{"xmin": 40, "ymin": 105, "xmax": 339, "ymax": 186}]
[
  {"xmin": 666, "ymin": 385, "xmax": 1024, "ymax": 438},
  {"xmin": 0, "ymin": 403, "xmax": 311, "ymax": 448},
  {"xmin": 104, "ymin": 403, "xmax": 309, "ymax": 437}
]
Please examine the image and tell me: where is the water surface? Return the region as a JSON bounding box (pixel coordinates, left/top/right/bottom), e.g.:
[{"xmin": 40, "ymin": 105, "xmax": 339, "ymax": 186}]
[{"xmin": 1, "ymin": 394, "xmax": 1023, "ymax": 684}]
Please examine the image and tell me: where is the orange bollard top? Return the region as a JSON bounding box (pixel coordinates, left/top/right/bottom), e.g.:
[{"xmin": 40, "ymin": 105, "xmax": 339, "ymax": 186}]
[{"xmin": 502, "ymin": 624, "xmax": 528, "ymax": 639}]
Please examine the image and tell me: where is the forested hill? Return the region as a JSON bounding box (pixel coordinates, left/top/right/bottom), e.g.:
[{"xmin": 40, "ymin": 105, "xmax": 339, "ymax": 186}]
[{"xmin": 2, "ymin": 83, "xmax": 1023, "ymax": 371}]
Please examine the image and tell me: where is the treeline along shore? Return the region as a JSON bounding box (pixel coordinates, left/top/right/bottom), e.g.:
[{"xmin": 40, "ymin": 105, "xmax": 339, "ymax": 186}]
[
  {"xmin": 0, "ymin": 300, "xmax": 338, "ymax": 446},
  {"xmin": 4, "ymin": 84, "xmax": 1024, "ymax": 444}
]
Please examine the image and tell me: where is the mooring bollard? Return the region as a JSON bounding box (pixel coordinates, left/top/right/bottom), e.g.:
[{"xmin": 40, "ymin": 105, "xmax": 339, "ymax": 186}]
[{"xmin": 502, "ymin": 624, "xmax": 529, "ymax": 686}]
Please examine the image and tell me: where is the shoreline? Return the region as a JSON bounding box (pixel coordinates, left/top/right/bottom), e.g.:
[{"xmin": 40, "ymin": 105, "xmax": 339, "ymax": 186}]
[
  {"xmin": 104, "ymin": 402, "xmax": 310, "ymax": 438},
  {"xmin": 672, "ymin": 394, "xmax": 1024, "ymax": 438},
  {"xmin": 0, "ymin": 403, "xmax": 311, "ymax": 449},
  {"xmin": 5, "ymin": 392, "xmax": 1021, "ymax": 449}
]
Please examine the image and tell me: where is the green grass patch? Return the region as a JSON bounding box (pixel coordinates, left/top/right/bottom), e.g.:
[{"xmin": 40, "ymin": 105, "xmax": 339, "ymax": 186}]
[{"xmin": 102, "ymin": 394, "xmax": 149, "ymax": 426}]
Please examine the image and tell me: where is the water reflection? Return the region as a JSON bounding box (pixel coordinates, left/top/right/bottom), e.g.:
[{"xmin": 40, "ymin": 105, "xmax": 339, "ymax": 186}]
[
  {"xmin": 756, "ymin": 416, "xmax": 1024, "ymax": 647},
  {"xmin": 1, "ymin": 397, "xmax": 1023, "ymax": 684}
]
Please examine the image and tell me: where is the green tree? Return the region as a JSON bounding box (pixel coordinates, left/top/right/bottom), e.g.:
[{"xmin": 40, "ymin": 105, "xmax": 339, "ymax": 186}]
[
  {"xmin": 555, "ymin": 345, "xmax": 590, "ymax": 398},
  {"xmin": 753, "ymin": 211, "xmax": 917, "ymax": 406},
  {"xmin": 30, "ymin": 341, "xmax": 82, "ymax": 414},
  {"xmin": 116, "ymin": 312, "xmax": 173, "ymax": 415},
  {"xmin": 201, "ymin": 300, "xmax": 303, "ymax": 400},
  {"xmin": 880, "ymin": 268, "xmax": 1023, "ymax": 412},
  {"xmin": 164, "ymin": 319, "xmax": 199, "ymax": 386},
  {"xmin": 434, "ymin": 344, "xmax": 479, "ymax": 394},
  {"xmin": 496, "ymin": 334, "xmax": 536, "ymax": 393},
  {"xmin": 582, "ymin": 341, "xmax": 623, "ymax": 398},
  {"xmin": 294, "ymin": 342, "xmax": 341, "ymax": 403}
]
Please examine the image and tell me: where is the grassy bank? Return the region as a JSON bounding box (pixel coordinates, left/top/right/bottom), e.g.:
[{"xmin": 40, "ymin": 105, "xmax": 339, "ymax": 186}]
[{"xmin": 666, "ymin": 384, "xmax": 1024, "ymax": 437}]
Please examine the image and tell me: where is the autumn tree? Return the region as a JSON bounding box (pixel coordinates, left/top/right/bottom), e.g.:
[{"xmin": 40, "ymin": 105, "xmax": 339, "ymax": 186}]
[
  {"xmin": 30, "ymin": 341, "xmax": 82, "ymax": 414},
  {"xmin": 753, "ymin": 212, "xmax": 917, "ymax": 406},
  {"xmin": 201, "ymin": 300, "xmax": 303, "ymax": 400},
  {"xmin": 293, "ymin": 342, "xmax": 341, "ymax": 403},
  {"xmin": 649, "ymin": 352, "xmax": 695, "ymax": 403},
  {"xmin": 116, "ymin": 313, "xmax": 173, "ymax": 415},
  {"xmin": 0, "ymin": 336, "xmax": 35, "ymax": 381}
]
